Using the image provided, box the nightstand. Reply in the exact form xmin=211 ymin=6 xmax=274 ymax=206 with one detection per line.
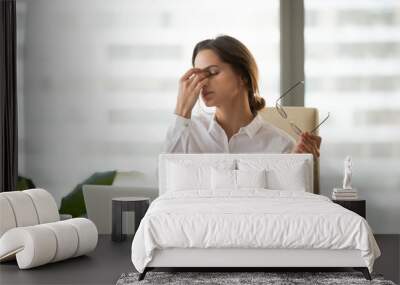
xmin=332 ymin=199 xmax=366 ymax=218
xmin=111 ymin=197 xmax=150 ymax=242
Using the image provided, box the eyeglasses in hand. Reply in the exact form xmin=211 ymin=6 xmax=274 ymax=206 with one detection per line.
xmin=275 ymin=80 xmax=330 ymax=136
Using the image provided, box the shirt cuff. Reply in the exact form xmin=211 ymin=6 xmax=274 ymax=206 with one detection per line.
xmin=172 ymin=114 xmax=191 ymax=133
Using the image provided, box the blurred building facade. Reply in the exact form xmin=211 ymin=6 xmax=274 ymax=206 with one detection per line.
xmin=305 ymin=0 xmax=400 ymax=233
xmin=16 ymin=0 xmax=279 ymax=206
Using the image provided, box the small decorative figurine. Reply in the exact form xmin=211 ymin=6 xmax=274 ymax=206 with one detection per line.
xmin=342 ymin=156 xmax=353 ymax=190
xmin=332 ymin=156 xmax=358 ymax=200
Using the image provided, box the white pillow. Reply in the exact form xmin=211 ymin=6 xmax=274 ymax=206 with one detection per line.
xmin=237 ymin=159 xmax=310 ymax=192
xmin=167 ymin=159 xmax=235 ymax=191
xmin=236 ymin=169 xmax=267 ymax=189
xmin=211 ymin=168 xmax=236 ymax=190
xmin=266 ymin=162 xmax=308 ymax=191
xmin=167 ymin=162 xmax=210 ymax=191
xmin=211 ymin=168 xmax=267 ymax=190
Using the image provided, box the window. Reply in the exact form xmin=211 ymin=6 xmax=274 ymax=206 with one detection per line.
xmin=305 ymin=0 xmax=400 ymax=233
xmin=16 ymin=0 xmax=280 ymax=204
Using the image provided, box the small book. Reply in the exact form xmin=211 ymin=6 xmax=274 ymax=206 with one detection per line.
xmin=332 ymin=193 xmax=359 ymax=199
xmin=333 ymin=188 xmax=358 ymax=193
xmin=332 ymin=195 xmax=359 ymax=200
xmin=333 ymin=192 xmax=358 ymax=196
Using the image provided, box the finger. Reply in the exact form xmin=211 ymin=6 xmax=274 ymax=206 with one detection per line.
xmin=180 ymin=68 xmax=204 ymax=81
xmin=189 ymin=73 xmax=209 ymax=90
xmin=190 ymin=69 xmax=211 ymax=80
xmin=315 ymin=136 xmax=322 ymax=148
xmin=299 ymin=143 xmax=313 ymax=154
xmin=297 ymin=133 xmax=308 ymax=145
xmin=294 ymin=142 xmax=307 ymax=153
xmin=302 ymin=134 xmax=315 ymax=147
xmin=296 ymin=139 xmax=307 ymax=151
xmin=299 ymin=132 xmax=309 ymax=142
xmin=297 ymin=142 xmax=317 ymax=157
xmin=305 ymin=131 xmax=321 ymax=144
xmin=305 ymin=141 xmax=319 ymax=157
xmin=193 ymin=77 xmax=209 ymax=93
xmin=302 ymin=133 xmax=318 ymax=149
xmin=294 ymin=143 xmax=317 ymax=157
xmin=297 ymin=144 xmax=307 ymax=153
xmin=305 ymin=132 xmax=322 ymax=148
xmin=304 ymin=134 xmax=321 ymax=156
xmin=308 ymin=142 xmax=320 ymax=158
xmin=186 ymin=70 xmax=211 ymax=87
xmin=304 ymin=138 xmax=320 ymax=157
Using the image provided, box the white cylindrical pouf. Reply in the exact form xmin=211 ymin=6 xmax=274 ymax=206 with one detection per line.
xmin=0 ymin=226 xmax=57 ymax=269
xmin=64 ymin=218 xmax=98 ymax=257
xmin=42 ymin=221 xmax=79 ymax=262
xmin=24 ymin=189 xmax=60 ymax=224
xmin=1 ymin=192 xmax=39 ymax=227
xmin=0 ymin=196 xmax=17 ymax=237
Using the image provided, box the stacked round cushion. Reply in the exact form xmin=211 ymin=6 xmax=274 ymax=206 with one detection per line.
xmin=0 ymin=188 xmax=98 ymax=269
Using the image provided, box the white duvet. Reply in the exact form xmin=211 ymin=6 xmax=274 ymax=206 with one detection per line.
xmin=131 ymin=189 xmax=380 ymax=273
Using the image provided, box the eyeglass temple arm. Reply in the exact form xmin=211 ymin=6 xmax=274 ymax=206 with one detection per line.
xmin=310 ymin=112 xmax=330 ymax=134
xmin=277 ymin=80 xmax=304 ymax=101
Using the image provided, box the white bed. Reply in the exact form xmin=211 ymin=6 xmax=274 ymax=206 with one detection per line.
xmin=131 ymin=154 xmax=380 ymax=281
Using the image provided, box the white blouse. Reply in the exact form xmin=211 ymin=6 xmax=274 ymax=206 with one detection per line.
xmin=162 ymin=111 xmax=296 ymax=154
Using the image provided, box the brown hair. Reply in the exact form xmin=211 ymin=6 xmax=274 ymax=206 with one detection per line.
xmin=191 ymin=35 xmax=265 ymax=115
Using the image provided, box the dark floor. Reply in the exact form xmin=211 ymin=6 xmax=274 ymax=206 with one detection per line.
xmin=0 ymin=235 xmax=133 ymax=285
xmin=0 ymin=235 xmax=398 ymax=285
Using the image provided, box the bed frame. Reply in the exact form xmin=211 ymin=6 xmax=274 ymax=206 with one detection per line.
xmin=139 ymin=248 xmax=371 ymax=280
xmin=137 ymin=154 xmax=372 ymax=281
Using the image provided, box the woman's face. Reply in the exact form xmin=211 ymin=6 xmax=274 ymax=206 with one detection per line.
xmin=194 ymin=49 xmax=245 ymax=107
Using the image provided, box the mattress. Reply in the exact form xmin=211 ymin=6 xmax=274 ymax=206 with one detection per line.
xmin=131 ymin=189 xmax=380 ymax=273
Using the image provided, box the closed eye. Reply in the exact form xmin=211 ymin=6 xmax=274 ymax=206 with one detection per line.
xmin=208 ymin=69 xmax=219 ymax=76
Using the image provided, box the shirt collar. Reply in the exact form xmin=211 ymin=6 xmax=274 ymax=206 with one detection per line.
xmin=207 ymin=112 xmax=263 ymax=139
xmin=207 ymin=112 xmax=218 ymax=134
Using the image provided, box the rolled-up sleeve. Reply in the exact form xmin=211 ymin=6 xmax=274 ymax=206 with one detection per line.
xmin=161 ymin=114 xmax=191 ymax=153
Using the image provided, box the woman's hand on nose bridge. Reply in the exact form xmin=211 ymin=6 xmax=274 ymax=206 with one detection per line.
xmin=175 ymin=68 xmax=210 ymax=119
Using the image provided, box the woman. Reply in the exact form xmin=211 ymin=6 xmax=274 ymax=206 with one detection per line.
xmin=163 ymin=35 xmax=321 ymax=157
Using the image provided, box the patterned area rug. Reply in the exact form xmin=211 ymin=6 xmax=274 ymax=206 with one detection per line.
xmin=116 ymin=271 xmax=396 ymax=285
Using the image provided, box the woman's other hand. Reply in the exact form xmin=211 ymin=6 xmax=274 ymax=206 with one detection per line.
xmin=293 ymin=132 xmax=322 ymax=158
xmin=175 ymin=68 xmax=210 ymax=118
